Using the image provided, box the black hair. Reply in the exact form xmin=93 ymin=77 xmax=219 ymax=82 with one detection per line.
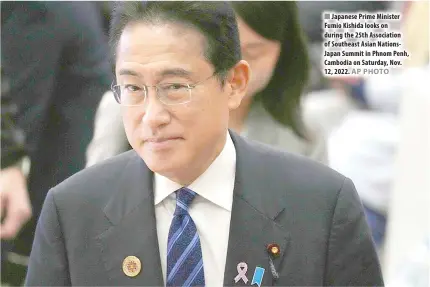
xmin=232 ymin=1 xmax=310 ymax=139
xmin=109 ymin=1 xmax=241 ymax=82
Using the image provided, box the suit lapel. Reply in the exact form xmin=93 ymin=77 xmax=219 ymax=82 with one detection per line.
xmin=224 ymin=132 xmax=290 ymax=286
xmin=95 ymin=153 xmax=163 ymax=286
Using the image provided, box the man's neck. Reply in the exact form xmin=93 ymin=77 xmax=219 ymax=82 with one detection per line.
xmin=228 ymin=96 xmax=253 ymax=133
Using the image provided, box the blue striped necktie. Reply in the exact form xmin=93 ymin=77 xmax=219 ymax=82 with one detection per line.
xmin=166 ymin=187 xmax=205 ymax=287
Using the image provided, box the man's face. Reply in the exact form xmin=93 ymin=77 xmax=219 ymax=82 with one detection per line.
xmin=115 ymin=22 xmax=246 ymax=183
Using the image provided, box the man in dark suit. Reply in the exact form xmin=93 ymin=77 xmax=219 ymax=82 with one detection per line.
xmin=25 ymin=2 xmax=384 ymax=286
xmin=1 ymin=1 xmax=111 ymax=260
xmin=1 ymin=69 xmax=32 ymax=282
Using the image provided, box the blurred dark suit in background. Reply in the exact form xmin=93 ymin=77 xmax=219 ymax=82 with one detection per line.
xmin=1 ymin=2 xmax=111 ymax=284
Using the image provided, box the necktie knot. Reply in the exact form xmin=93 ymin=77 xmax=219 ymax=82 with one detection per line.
xmin=174 ymin=187 xmax=197 ymax=216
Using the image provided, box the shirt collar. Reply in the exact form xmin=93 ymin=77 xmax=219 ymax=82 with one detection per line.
xmin=154 ymin=131 xmax=236 ymax=211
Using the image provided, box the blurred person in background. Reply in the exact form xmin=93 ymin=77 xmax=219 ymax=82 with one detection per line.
xmin=1 ymin=68 xmax=32 ymax=239
xmin=1 ymin=68 xmax=32 ymax=273
xmin=297 ymin=1 xmax=389 ymax=41
xmin=1 ymin=2 xmax=111 ymax=285
xmin=383 ymin=1 xmax=429 ymax=286
xmin=299 ymin=1 xmax=391 ymax=139
xmin=86 ymin=1 xmax=328 ymax=167
xmin=327 ymin=1 xmax=425 ymax=253
xmin=380 ymin=64 xmax=430 ymax=287
xmin=96 ymin=1 xmax=115 ymax=36
xmin=328 ymin=74 xmax=401 ymax=250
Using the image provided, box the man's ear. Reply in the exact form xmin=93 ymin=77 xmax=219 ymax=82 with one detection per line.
xmin=225 ymin=60 xmax=251 ymax=110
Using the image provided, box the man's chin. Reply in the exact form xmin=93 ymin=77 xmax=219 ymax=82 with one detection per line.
xmin=143 ymin=155 xmax=180 ymax=176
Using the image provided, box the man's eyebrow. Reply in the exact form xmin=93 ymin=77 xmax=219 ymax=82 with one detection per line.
xmin=118 ymin=69 xmax=142 ymax=77
xmin=159 ymin=68 xmax=193 ymax=79
xmin=118 ymin=67 xmax=194 ymax=80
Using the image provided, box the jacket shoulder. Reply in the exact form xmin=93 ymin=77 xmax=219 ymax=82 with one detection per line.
xmin=50 ymin=150 xmax=137 ymax=205
xmin=243 ymin=136 xmax=347 ymax=195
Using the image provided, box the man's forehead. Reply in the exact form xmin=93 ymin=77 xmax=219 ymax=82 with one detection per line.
xmin=119 ymin=21 xmax=206 ymax=51
xmin=116 ymin=22 xmax=209 ymax=76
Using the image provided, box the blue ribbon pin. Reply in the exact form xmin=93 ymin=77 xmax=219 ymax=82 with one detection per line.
xmin=251 ymin=266 xmax=265 ymax=287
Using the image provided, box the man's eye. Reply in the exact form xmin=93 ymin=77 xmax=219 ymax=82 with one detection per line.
xmin=162 ymin=83 xmax=188 ymax=90
xmin=124 ymin=85 xmax=141 ymax=92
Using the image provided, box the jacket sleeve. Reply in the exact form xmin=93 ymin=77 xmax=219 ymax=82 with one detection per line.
xmin=25 ymin=190 xmax=71 ymax=286
xmin=324 ymin=177 xmax=384 ymax=286
xmin=1 ymin=75 xmax=28 ymax=169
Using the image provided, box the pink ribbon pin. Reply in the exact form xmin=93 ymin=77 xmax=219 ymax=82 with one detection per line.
xmin=234 ymin=262 xmax=249 ymax=284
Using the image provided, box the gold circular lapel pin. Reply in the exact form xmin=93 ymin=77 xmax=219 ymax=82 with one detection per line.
xmin=267 ymin=243 xmax=281 ymax=280
xmin=267 ymin=243 xmax=281 ymax=258
xmin=123 ymin=256 xmax=142 ymax=277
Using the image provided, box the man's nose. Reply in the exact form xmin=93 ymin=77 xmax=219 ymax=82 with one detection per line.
xmin=141 ymin=89 xmax=170 ymax=129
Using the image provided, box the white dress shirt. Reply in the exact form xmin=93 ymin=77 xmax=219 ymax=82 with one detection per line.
xmin=154 ymin=132 xmax=236 ymax=287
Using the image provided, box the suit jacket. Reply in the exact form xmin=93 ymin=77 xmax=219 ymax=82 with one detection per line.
xmin=0 ymin=71 xmax=27 ymax=169
xmin=1 ymin=2 xmax=112 ymax=255
xmin=26 ymin=131 xmax=383 ymax=286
